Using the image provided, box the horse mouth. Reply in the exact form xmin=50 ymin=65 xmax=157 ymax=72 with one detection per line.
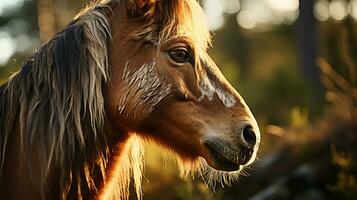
xmin=204 ymin=142 xmax=242 ymax=172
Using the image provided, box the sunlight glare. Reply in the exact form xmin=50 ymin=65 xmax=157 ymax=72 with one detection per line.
xmin=314 ymin=0 xmax=330 ymax=21
xmin=0 ymin=32 xmax=16 ymax=65
xmin=329 ymin=0 xmax=348 ymax=21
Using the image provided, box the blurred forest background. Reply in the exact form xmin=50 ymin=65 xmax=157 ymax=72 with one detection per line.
xmin=0 ymin=0 xmax=356 ymax=199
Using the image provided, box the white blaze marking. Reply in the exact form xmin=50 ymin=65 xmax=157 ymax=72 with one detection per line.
xmin=198 ymin=73 xmax=236 ymax=108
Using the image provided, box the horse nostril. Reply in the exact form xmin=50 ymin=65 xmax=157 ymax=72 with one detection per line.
xmin=242 ymin=125 xmax=256 ymax=147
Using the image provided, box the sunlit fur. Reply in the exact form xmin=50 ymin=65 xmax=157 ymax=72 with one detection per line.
xmin=99 ymin=135 xmax=144 ymax=200
xmin=0 ymin=0 xmax=251 ymax=199
xmin=178 ymin=155 xmax=249 ymax=189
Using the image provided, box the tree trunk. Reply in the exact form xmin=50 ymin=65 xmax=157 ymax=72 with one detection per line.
xmin=296 ymin=0 xmax=322 ymax=93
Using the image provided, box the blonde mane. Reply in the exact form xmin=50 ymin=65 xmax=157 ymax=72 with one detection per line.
xmin=0 ymin=0 xmax=213 ymax=199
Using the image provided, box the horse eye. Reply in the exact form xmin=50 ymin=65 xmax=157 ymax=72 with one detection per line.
xmin=168 ymin=47 xmax=192 ymax=64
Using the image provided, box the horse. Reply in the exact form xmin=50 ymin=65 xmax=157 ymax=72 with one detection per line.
xmin=0 ymin=0 xmax=261 ymax=199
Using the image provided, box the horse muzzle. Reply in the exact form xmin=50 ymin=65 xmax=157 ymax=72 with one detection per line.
xmin=202 ymin=124 xmax=260 ymax=172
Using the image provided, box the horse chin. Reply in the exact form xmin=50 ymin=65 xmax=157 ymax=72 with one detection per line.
xmin=202 ymin=139 xmax=256 ymax=173
xmin=203 ymin=143 xmax=242 ymax=172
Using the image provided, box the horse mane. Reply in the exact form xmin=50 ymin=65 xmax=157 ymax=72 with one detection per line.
xmin=0 ymin=0 xmax=211 ymax=199
xmin=0 ymin=4 xmax=112 ymax=198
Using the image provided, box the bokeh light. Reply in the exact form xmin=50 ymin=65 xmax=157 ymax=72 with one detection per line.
xmin=0 ymin=0 xmax=23 ymax=15
xmin=232 ymin=0 xmax=300 ymax=30
xmin=236 ymin=10 xmax=256 ymax=30
xmin=283 ymin=10 xmax=299 ymax=24
xmin=203 ymin=0 xmax=356 ymax=30
xmin=223 ymin=0 xmax=241 ymax=14
xmin=329 ymin=0 xmax=348 ymax=21
xmin=314 ymin=0 xmax=330 ymax=21
xmin=203 ymin=0 xmax=224 ymax=31
xmin=265 ymin=0 xmax=299 ymax=12
xmin=351 ymin=0 xmax=357 ymax=20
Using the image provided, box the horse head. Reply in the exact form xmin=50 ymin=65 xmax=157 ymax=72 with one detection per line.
xmin=105 ymin=0 xmax=260 ymax=180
